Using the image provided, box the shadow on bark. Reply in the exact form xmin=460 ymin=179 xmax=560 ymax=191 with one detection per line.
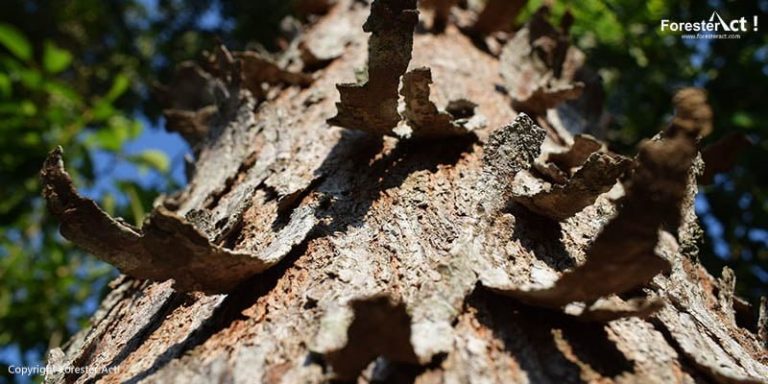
xmin=469 ymin=289 xmax=634 ymax=382
xmin=508 ymin=204 xmax=577 ymax=272
xmin=117 ymin=237 xmax=316 ymax=384
xmin=79 ymin=291 xmax=192 ymax=384
xmin=312 ymin=129 xmax=477 ymax=235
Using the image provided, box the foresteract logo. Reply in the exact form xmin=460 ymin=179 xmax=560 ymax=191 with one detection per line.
xmin=660 ymin=12 xmax=759 ymax=39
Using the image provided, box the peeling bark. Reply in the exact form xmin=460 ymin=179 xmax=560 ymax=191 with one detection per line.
xmin=472 ymin=0 xmax=526 ymax=35
xmin=700 ymin=132 xmax=752 ymax=184
xmin=421 ymin=0 xmax=457 ymax=32
xmin=399 ymin=67 xmax=475 ymax=138
xmin=327 ymin=0 xmax=418 ymax=135
xmin=41 ymin=147 xmax=310 ymax=293
xmin=499 ymin=7 xmax=586 ymax=117
xmin=514 ymin=151 xmax=631 ymax=220
xmin=43 ymin=1 xmax=768 ymax=383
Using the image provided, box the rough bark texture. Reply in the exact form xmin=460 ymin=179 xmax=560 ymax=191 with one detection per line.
xmin=42 ymin=1 xmax=767 ymax=383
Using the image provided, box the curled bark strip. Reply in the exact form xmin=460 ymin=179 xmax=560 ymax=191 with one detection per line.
xmin=159 ymin=48 xmax=311 ymax=145
xmin=313 ymin=295 xmax=418 ymax=380
xmin=156 ymin=62 xmax=227 ymax=144
xmin=700 ymin=132 xmax=752 ymax=184
xmin=670 ymin=87 xmax=713 ymax=138
xmin=42 ymin=148 xmax=148 ymax=274
xmin=40 ymin=147 xmax=301 ymax=293
xmin=236 ymin=51 xmax=313 ymax=99
xmin=400 ymin=67 xmax=473 ymax=138
xmin=564 ymin=296 xmax=666 ymax=322
xmin=513 ymin=152 xmax=631 ymax=220
xmin=294 ymin=0 xmax=335 ymax=16
xmin=299 ymin=0 xmax=361 ymax=67
xmin=493 ymin=127 xmax=703 ymax=307
xmin=40 ymin=4 xmax=768 ymax=382
xmin=163 ymin=106 xmax=218 ymax=145
xmin=155 ymin=62 xmax=224 ymax=111
xmin=500 ymin=7 xmax=584 ymax=116
xmin=327 ymin=0 xmax=418 ymax=135
xmin=472 ymin=0 xmax=526 ymax=35
xmin=718 ymin=267 xmax=737 ymax=326
xmin=548 ymin=134 xmax=604 ymax=173
xmin=420 ymin=0 xmax=457 ymax=32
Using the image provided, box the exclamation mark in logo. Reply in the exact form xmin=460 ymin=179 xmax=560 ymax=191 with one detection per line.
xmin=755 ymin=16 xmax=759 ymax=31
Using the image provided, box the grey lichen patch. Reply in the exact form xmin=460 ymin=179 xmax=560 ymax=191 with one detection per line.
xmin=499 ymin=7 xmax=584 ymax=116
xmin=475 ymin=113 xmax=546 ymax=216
xmin=41 ymin=147 xmax=297 ymax=293
xmin=399 ymin=67 xmax=474 ymax=138
xmin=482 ymin=113 xmax=546 ymax=189
xmin=327 ymin=0 xmax=418 ymax=135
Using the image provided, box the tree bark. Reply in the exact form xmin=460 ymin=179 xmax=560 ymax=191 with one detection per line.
xmin=42 ymin=1 xmax=767 ymax=383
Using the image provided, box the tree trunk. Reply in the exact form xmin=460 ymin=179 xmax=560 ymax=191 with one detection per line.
xmin=41 ymin=1 xmax=768 ymax=383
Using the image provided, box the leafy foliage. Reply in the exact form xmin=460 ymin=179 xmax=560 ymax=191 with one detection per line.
xmin=0 ymin=21 xmax=171 ymax=381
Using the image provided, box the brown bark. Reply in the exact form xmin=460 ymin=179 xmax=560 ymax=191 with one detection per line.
xmin=42 ymin=1 xmax=767 ymax=383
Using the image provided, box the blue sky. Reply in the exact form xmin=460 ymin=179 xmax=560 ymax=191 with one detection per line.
xmin=82 ymin=115 xmax=189 ymax=201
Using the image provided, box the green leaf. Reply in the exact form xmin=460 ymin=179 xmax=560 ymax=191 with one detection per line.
xmin=0 ymin=73 xmax=10 ymax=98
xmin=0 ymin=23 xmax=32 ymax=61
xmin=128 ymin=149 xmax=169 ymax=173
xmin=86 ymin=115 xmax=142 ymax=151
xmin=88 ymin=127 xmax=123 ymax=151
xmin=42 ymin=41 xmax=72 ymax=74
xmin=44 ymin=81 xmax=82 ymax=105
xmin=104 ymin=74 xmax=130 ymax=102
xmin=19 ymin=100 xmax=37 ymax=116
xmin=18 ymin=68 xmax=42 ymax=89
xmin=732 ymin=112 xmax=755 ymax=128
xmin=90 ymin=99 xmax=115 ymax=122
xmin=0 ymin=289 xmax=10 ymax=317
xmin=101 ymin=193 xmax=116 ymax=216
xmin=124 ymin=183 xmax=145 ymax=226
